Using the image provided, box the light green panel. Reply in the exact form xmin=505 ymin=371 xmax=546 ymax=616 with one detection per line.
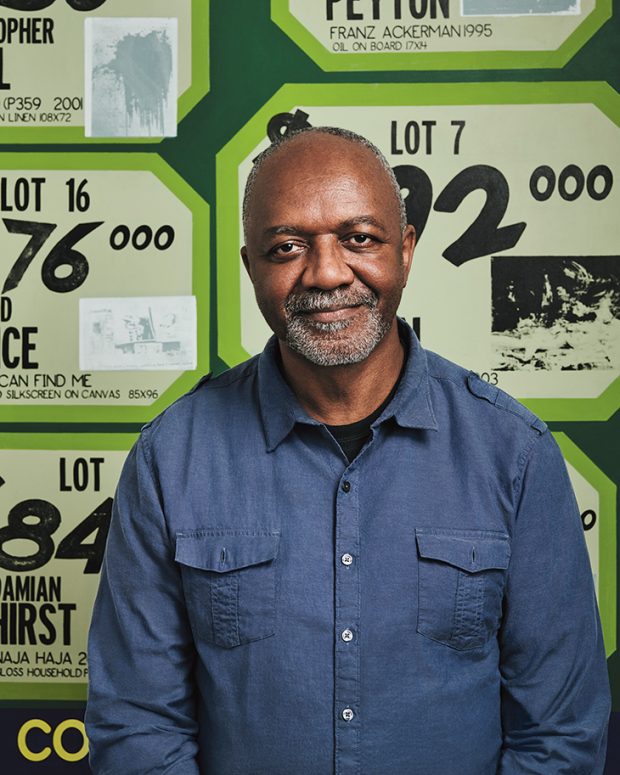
xmin=0 ymin=152 xmax=209 ymax=423
xmin=272 ymin=0 xmax=611 ymax=71
xmin=0 ymin=432 xmax=137 ymax=701
xmin=0 ymin=0 xmax=209 ymax=143
xmin=217 ymin=81 xmax=619 ymax=421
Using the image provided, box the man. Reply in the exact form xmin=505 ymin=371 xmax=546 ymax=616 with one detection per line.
xmin=86 ymin=127 xmax=611 ymax=774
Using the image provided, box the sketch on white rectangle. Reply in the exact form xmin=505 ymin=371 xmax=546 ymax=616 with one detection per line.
xmin=80 ymin=297 xmax=196 ymax=371
xmin=84 ymin=17 xmax=178 ymax=138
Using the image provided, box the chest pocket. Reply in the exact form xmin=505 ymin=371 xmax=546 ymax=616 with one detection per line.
xmin=175 ymin=531 xmax=280 ymax=649
xmin=415 ymin=528 xmax=510 ymax=651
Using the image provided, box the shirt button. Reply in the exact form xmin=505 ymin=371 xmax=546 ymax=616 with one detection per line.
xmin=342 ymin=708 xmax=355 ymax=722
xmin=341 ymin=629 xmax=354 ymax=642
xmin=342 ymin=480 xmax=351 ymax=493
xmin=341 ymin=553 xmax=353 ymax=566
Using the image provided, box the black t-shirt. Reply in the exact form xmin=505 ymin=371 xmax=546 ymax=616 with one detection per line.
xmin=325 ymin=371 xmax=402 ymax=463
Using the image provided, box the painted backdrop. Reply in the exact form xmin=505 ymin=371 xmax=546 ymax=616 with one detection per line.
xmin=0 ymin=1 xmax=617 ymax=771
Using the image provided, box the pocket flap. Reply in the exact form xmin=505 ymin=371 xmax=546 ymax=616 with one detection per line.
xmin=175 ymin=532 xmax=280 ymax=573
xmin=415 ymin=529 xmax=510 ymax=572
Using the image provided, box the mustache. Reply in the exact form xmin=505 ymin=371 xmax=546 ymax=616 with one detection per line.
xmin=284 ymin=287 xmax=378 ymax=315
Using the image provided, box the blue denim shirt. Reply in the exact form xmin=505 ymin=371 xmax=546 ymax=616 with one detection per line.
xmin=86 ymin=321 xmax=610 ymax=775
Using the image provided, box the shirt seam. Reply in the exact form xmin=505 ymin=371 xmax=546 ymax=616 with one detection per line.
xmin=200 ymin=366 xmax=256 ymax=391
xmin=160 ymin=757 xmax=200 ymax=775
xmin=143 ymin=364 xmax=257 ymax=435
xmin=137 ymin=428 xmax=172 ymax=552
xmin=427 ymin=372 xmax=461 ymax=386
xmin=512 ymin=429 xmax=544 ymax=509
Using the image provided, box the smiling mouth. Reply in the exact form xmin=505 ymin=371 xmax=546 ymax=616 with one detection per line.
xmin=285 ymin=287 xmax=378 ymax=325
xmin=301 ymin=304 xmax=363 ymax=323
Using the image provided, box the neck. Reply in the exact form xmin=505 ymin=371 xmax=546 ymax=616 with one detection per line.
xmin=278 ymin=320 xmax=405 ymax=425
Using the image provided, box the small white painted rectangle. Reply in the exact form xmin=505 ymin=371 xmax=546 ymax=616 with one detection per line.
xmin=79 ymin=297 xmax=196 ymax=371
xmin=462 ymin=0 xmax=579 ymax=15
xmin=84 ymin=17 xmax=178 ymax=138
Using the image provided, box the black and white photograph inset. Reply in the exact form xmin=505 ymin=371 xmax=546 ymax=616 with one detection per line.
xmin=491 ymin=256 xmax=619 ymax=371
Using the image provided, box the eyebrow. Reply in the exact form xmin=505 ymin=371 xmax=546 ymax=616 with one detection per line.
xmin=261 ymin=216 xmax=388 ymax=239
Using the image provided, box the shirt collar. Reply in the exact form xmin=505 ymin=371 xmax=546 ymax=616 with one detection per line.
xmin=257 ymin=318 xmax=438 ymax=452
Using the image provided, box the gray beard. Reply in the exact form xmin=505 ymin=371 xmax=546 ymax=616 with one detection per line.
xmin=283 ymin=287 xmax=391 ymax=366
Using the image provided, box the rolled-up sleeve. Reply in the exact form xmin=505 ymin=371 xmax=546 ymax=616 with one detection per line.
xmin=498 ymin=428 xmax=611 ymax=773
xmin=85 ymin=433 xmax=200 ymax=775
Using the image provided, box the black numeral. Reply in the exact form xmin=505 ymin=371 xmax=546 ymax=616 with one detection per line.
xmin=433 ymin=165 xmax=526 ymax=266
xmin=0 ymin=498 xmax=112 ymax=573
xmin=41 ymin=221 xmax=103 ymax=293
xmin=2 ymin=218 xmax=103 ymax=294
xmin=56 ymin=497 xmax=112 ymax=574
xmin=393 ymin=165 xmax=433 ymax=241
xmin=0 ymin=499 xmax=61 ymax=572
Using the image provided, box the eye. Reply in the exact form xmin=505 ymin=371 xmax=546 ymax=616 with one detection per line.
xmin=344 ymin=233 xmax=376 ymax=248
xmin=269 ymin=240 xmax=305 ymax=259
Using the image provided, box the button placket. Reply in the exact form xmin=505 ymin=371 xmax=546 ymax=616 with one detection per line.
xmin=335 ymin=471 xmax=361 ymax=774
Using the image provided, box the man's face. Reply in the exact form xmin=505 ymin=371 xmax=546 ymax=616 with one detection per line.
xmin=241 ymin=133 xmax=415 ymax=366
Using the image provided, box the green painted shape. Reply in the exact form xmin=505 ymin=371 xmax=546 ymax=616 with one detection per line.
xmin=178 ymin=0 xmax=211 ymax=120
xmin=0 ymin=152 xmax=210 ymax=424
xmin=2 ymin=683 xmax=87 ymax=701
xmin=553 ymin=432 xmax=617 ymax=658
xmin=0 ymin=1 xmax=210 ymax=144
xmin=523 ymin=376 xmax=620 ymax=422
xmin=0 ymin=432 xmax=138 ymax=450
xmin=216 ymin=81 xmax=620 ymax=421
xmin=0 ymin=431 xmax=136 ymax=702
xmin=271 ymin=0 xmax=611 ymax=71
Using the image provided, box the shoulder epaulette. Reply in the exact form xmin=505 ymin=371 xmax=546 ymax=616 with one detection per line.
xmin=187 ymin=372 xmax=213 ymax=395
xmin=140 ymin=372 xmax=213 ymax=432
xmin=466 ymin=372 xmax=547 ymax=434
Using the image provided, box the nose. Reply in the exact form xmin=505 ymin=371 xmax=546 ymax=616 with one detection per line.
xmin=300 ymin=236 xmax=355 ymax=290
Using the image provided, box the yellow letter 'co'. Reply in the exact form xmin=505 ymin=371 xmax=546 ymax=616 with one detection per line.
xmin=17 ymin=718 xmax=89 ymax=762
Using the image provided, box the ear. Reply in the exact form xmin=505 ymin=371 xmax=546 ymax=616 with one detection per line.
xmin=401 ymin=225 xmax=416 ymax=286
xmin=241 ymin=246 xmax=253 ymax=282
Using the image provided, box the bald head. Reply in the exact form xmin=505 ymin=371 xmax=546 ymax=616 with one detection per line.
xmin=242 ymin=126 xmax=407 ymax=241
